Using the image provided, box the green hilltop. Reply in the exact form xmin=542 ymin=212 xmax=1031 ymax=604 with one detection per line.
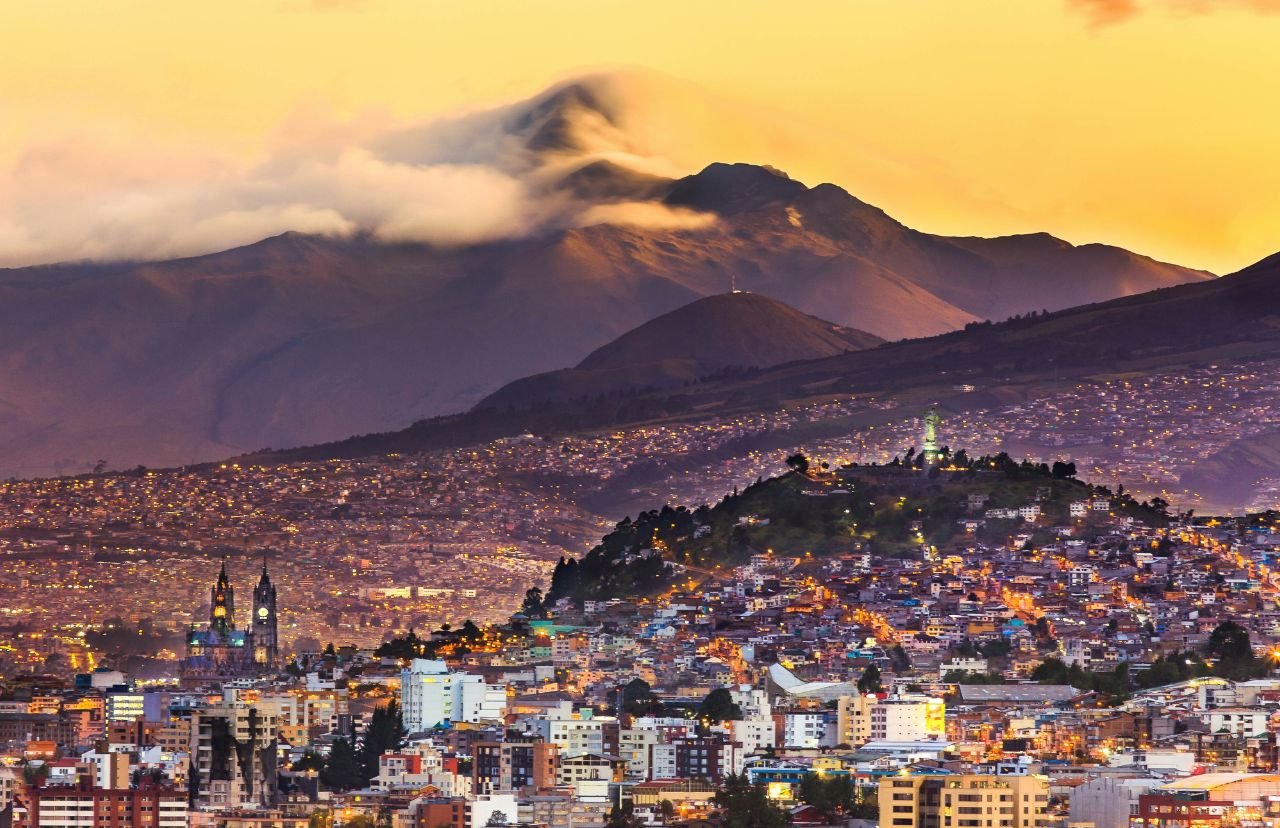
xmin=545 ymin=451 xmax=1172 ymax=606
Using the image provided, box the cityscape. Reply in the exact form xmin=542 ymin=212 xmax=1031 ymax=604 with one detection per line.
xmin=4 ymin=3 xmax=1280 ymax=828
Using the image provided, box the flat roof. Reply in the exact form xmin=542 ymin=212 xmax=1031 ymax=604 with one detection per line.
xmin=957 ymin=685 xmax=1078 ymax=702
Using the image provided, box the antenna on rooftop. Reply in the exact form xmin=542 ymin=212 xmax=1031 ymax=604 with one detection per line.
xmin=730 ymin=273 xmax=740 ymax=294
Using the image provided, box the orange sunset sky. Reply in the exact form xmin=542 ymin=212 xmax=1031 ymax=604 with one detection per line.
xmin=2 ymin=0 xmax=1277 ymax=274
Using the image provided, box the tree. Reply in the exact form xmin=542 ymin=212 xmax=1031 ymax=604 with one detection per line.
xmin=697 ymin=687 xmax=743 ymax=725
xmin=1136 ymin=650 xmax=1212 ymax=688
xmin=321 ymin=738 xmax=362 ymax=791
xmin=942 ymin=670 xmax=1004 ymax=685
xmin=1206 ymin=620 xmax=1265 ymax=679
xmin=785 ymin=453 xmax=810 ymax=475
xmin=1031 ymin=657 xmax=1130 ymax=702
xmin=358 ymin=699 xmax=403 ymax=784
xmin=292 ymin=750 xmax=325 ymax=773
xmin=1208 ymin=620 xmax=1252 ymax=662
xmin=609 ymin=678 xmax=664 ymax=717
xmin=374 ymin=630 xmax=432 ymax=660
xmin=888 ymin=644 xmax=911 ymax=671
xmin=605 ymin=807 xmax=646 ymax=828
xmin=715 ymin=773 xmax=789 ymax=828
xmin=857 ymin=664 xmax=883 ymax=694
xmin=520 ymin=587 xmax=545 ymax=618
xmin=798 ymin=774 xmax=858 ymax=822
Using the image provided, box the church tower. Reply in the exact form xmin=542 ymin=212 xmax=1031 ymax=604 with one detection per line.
xmin=210 ymin=560 xmax=236 ymax=632
xmin=250 ymin=557 xmax=279 ymax=668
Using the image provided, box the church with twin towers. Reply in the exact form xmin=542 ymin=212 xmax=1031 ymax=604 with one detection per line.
xmin=180 ymin=558 xmax=280 ymax=686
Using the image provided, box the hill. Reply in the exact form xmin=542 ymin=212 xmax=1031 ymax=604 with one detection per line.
xmin=478 ymin=292 xmax=883 ymax=410
xmin=543 ymin=457 xmax=1168 ymax=606
xmin=0 ymin=75 xmax=1208 ymax=477
xmin=244 ymin=248 xmax=1277 ymax=469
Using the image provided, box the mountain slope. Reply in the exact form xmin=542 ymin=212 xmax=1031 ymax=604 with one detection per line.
xmin=478 ymin=292 xmax=883 ymax=410
xmin=657 ymin=248 xmax=1280 ymax=411
xmin=578 ymin=292 xmax=883 ymax=370
xmin=0 ymin=78 xmax=1210 ymax=477
xmin=1181 ymin=429 xmax=1280 ymax=509
xmin=246 ymin=249 xmax=1278 ymax=467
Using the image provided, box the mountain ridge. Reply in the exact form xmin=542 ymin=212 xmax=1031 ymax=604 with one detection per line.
xmin=237 ymin=247 xmax=1277 ymax=471
xmin=0 ymin=80 xmax=1212 ymax=477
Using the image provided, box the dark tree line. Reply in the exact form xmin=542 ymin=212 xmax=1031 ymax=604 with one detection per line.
xmin=321 ymin=699 xmax=402 ymax=791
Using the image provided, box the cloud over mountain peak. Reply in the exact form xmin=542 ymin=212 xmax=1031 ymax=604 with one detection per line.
xmin=0 ymin=71 xmax=715 ymax=268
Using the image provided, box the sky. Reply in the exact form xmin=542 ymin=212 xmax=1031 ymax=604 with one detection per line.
xmin=2 ymin=0 xmax=1278 ymax=274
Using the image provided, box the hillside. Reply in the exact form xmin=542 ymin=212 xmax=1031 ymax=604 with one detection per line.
xmin=0 ymin=76 xmax=1208 ymax=477
xmin=543 ymin=456 xmax=1167 ymax=606
xmin=478 ymin=292 xmax=882 ymax=410
xmin=247 ymin=249 xmax=1276 ymax=469
xmin=1181 ymin=429 xmax=1280 ymax=508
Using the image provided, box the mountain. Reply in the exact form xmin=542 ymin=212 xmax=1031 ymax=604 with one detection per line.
xmin=0 ymin=76 xmax=1210 ymax=477
xmin=637 ymin=248 xmax=1280 ymax=417
xmin=478 ymin=292 xmax=883 ymax=410
xmin=247 ymin=249 xmax=1279 ymax=468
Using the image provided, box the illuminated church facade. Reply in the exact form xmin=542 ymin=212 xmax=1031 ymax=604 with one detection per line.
xmin=181 ymin=560 xmax=280 ymax=685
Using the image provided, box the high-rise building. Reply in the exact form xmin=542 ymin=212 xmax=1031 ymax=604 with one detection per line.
xmin=672 ymin=735 xmax=738 ymax=781
xmin=838 ymin=694 xmax=945 ymax=747
xmin=400 ymin=660 xmax=506 ymax=731
xmin=880 ymin=774 xmax=1051 ymax=828
xmin=16 ymin=774 xmax=188 ymax=828
xmin=189 ymin=695 xmax=278 ymax=810
xmin=472 ymin=741 xmax=559 ymax=795
xmin=103 ymin=692 xmax=145 ymax=724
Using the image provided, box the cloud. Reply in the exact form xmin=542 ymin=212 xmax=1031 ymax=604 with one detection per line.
xmin=578 ymin=202 xmax=719 ymax=231
xmin=0 ymin=71 xmax=720 ymax=268
xmin=1069 ymin=0 xmax=1280 ymax=25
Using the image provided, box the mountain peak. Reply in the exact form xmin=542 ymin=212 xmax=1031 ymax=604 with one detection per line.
xmin=475 ymin=291 xmax=883 ymax=412
xmin=576 ymin=290 xmax=882 ymax=371
xmin=664 ymin=162 xmax=809 ymax=215
xmin=514 ymin=79 xmax=626 ymax=155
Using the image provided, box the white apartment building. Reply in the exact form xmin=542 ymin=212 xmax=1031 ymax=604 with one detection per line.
xmin=783 ymin=712 xmax=834 ymax=749
xmin=400 ymin=659 xmax=507 ymax=731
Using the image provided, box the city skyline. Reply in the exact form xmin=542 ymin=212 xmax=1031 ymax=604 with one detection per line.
xmin=7 ymin=6 xmax=1280 ymax=828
